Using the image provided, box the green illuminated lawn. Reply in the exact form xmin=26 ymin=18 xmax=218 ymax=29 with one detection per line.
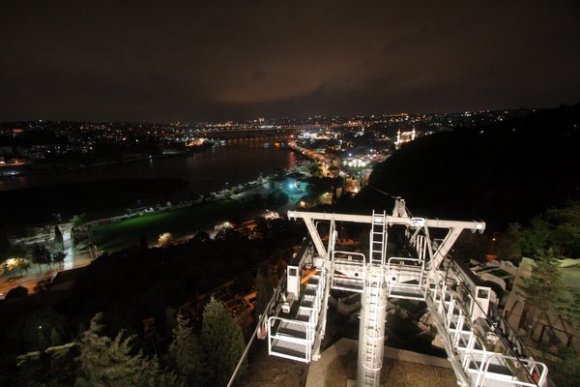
xmin=561 ymin=268 xmax=580 ymax=290
xmin=92 ymin=199 xmax=262 ymax=252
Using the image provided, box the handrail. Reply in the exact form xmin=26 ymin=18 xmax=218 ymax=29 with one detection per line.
xmin=477 ymin=353 xmax=548 ymax=387
xmin=268 ymin=315 xmax=315 ymax=336
xmin=268 ymin=316 xmax=315 ymax=362
xmin=333 ymin=250 xmax=366 ymax=263
xmin=387 ymin=256 xmax=423 ymax=265
xmin=426 ymin=268 xmax=549 ymax=387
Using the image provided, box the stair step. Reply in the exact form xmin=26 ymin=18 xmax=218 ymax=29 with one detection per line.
xmin=301 ymin=299 xmax=314 ymax=308
xmin=467 ymin=361 xmax=513 ymax=376
xmin=276 ymin=325 xmax=307 ymax=339
xmin=304 ymin=287 xmax=316 ymax=296
xmin=271 ymin=339 xmax=309 ymax=361
xmin=449 ymin=322 xmax=472 ymax=332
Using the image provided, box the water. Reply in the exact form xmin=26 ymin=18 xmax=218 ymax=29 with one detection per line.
xmin=0 ymin=144 xmax=301 ymax=193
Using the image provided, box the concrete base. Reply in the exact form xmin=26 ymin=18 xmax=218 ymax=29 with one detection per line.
xmin=306 ymin=338 xmax=451 ymax=387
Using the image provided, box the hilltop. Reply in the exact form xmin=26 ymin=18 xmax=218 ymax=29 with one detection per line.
xmin=365 ymin=104 xmax=580 ymax=231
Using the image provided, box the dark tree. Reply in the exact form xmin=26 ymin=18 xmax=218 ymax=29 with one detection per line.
xmin=191 ymin=231 xmax=210 ymax=244
xmin=519 ymin=249 xmax=564 ymax=334
xmin=76 ymin=313 xmax=182 ymax=387
xmin=0 ymin=232 xmax=8 ymax=260
xmin=11 ymin=348 xmax=79 ymax=387
xmin=139 ymin=232 xmax=148 ymax=250
xmin=71 ymin=213 xmax=88 ymax=244
xmin=6 ymin=243 xmax=27 ymax=260
xmin=168 ymin=311 xmax=202 ymax=386
xmin=545 ymin=201 xmax=580 ymax=257
xmin=34 ymin=278 xmax=52 ymax=293
xmin=18 ymin=306 xmax=68 ymax=352
xmin=52 ymin=251 xmax=66 ymax=268
xmin=53 ymin=225 xmax=64 ymax=254
xmin=496 ymin=223 xmax=523 ymax=262
xmin=520 ymin=217 xmax=551 ymax=256
xmin=31 ymin=244 xmax=51 ymax=268
xmin=551 ymin=347 xmax=580 ymax=387
xmin=452 ymin=231 xmax=488 ymax=263
xmin=201 ymin=298 xmax=246 ymax=387
xmin=255 ymin=267 xmax=275 ymax=319
xmin=4 ymin=285 xmax=29 ymax=300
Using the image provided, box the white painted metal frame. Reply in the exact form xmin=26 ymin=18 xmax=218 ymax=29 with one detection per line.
xmin=264 ymin=207 xmax=549 ymax=387
xmin=268 ymin=269 xmax=325 ymax=362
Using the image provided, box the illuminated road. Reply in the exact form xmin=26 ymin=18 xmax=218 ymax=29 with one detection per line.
xmin=0 ymin=269 xmax=55 ymax=297
xmin=0 ymin=223 xmax=92 ymax=299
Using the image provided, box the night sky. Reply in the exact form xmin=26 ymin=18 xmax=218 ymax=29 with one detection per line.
xmin=1 ymin=0 xmax=579 ymax=122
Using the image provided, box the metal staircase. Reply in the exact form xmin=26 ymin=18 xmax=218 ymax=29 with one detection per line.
xmin=424 ymin=266 xmax=548 ymax=387
xmin=268 ymin=270 xmax=325 ymax=362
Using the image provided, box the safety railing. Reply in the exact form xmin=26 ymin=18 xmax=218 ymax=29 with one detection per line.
xmin=386 ymin=256 xmax=426 ymax=300
xmin=332 ymin=251 xmax=366 ymax=292
xmin=268 ymin=263 xmax=326 ymax=363
xmin=425 ymin=263 xmax=549 ymax=387
xmin=473 ymin=353 xmax=548 ymax=387
xmin=268 ymin=316 xmax=314 ymax=362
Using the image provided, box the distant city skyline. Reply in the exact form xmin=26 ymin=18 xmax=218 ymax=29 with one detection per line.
xmin=1 ymin=0 xmax=579 ymax=122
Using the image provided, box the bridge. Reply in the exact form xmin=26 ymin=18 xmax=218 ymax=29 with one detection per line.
xmin=191 ymin=127 xmax=298 ymax=140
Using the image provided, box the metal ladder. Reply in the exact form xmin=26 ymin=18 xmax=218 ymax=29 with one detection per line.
xmin=370 ymin=211 xmax=387 ymax=265
xmin=358 ymin=266 xmax=387 ymax=387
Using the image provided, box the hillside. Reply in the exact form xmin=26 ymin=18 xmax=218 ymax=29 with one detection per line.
xmin=366 ymin=105 xmax=580 ymax=231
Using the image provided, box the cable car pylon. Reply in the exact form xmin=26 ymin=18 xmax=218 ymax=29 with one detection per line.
xmin=229 ymin=199 xmax=549 ymax=387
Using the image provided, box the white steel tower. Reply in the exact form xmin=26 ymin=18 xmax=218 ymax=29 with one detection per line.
xmin=242 ymin=200 xmax=549 ymax=387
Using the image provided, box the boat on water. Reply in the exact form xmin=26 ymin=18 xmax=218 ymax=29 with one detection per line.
xmin=0 ymin=170 xmax=22 ymax=178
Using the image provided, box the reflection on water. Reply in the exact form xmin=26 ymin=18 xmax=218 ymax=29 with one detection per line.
xmin=0 ymin=146 xmax=299 ymax=194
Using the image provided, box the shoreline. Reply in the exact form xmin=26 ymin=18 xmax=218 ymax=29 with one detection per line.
xmin=0 ymin=145 xmax=213 ymax=181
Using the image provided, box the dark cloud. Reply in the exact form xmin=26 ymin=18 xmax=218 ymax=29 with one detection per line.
xmin=252 ymin=71 xmax=268 ymax=82
xmin=0 ymin=0 xmax=579 ymax=121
